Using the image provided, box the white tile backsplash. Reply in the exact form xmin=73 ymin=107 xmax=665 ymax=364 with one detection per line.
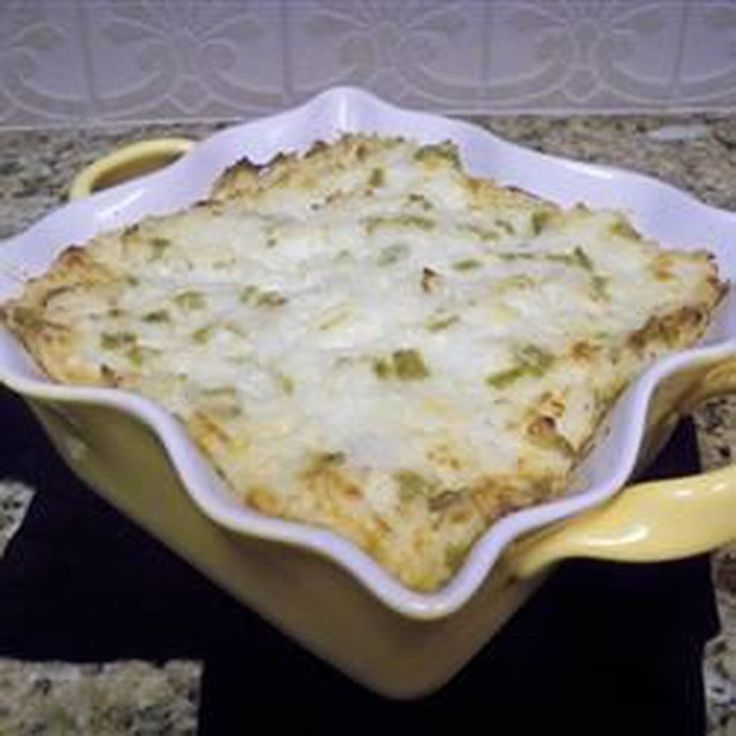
xmin=82 ymin=0 xmax=289 ymax=121
xmin=677 ymin=1 xmax=736 ymax=107
xmin=0 ymin=0 xmax=733 ymax=127
xmin=0 ymin=0 xmax=89 ymax=126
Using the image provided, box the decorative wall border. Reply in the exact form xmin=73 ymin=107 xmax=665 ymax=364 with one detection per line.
xmin=0 ymin=0 xmax=734 ymax=128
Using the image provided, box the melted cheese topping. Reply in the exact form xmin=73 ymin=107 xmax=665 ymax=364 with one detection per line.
xmin=3 ymin=135 xmax=724 ymax=590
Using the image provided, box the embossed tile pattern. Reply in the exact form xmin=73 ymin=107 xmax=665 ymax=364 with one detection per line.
xmin=1 ymin=0 xmax=735 ymax=127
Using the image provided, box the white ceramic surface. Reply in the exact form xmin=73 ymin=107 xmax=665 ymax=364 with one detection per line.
xmin=0 ymin=87 xmax=735 ymax=619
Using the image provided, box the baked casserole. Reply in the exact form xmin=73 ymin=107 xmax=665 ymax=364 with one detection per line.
xmin=1 ymin=135 xmax=725 ymax=591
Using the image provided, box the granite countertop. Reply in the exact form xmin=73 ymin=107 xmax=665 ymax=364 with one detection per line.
xmin=0 ymin=114 xmax=735 ymax=734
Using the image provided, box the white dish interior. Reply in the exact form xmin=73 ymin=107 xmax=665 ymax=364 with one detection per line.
xmin=0 ymin=87 xmax=734 ymax=619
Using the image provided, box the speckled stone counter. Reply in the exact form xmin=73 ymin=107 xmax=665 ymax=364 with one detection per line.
xmin=0 ymin=114 xmax=734 ymax=734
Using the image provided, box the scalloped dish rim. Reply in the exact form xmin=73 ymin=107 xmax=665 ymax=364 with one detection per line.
xmin=0 ymin=87 xmax=734 ymax=619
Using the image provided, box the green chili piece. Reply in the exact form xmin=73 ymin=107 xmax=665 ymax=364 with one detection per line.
xmin=445 ymin=540 xmax=472 ymax=571
xmin=485 ymin=366 xmax=527 ymax=389
xmin=149 ymin=237 xmax=171 ymax=259
xmin=372 ymin=357 xmax=392 ymax=380
xmin=101 ymin=332 xmax=136 ymax=350
xmin=426 ymin=315 xmax=460 ymax=332
xmin=609 ymin=218 xmax=641 ymax=240
xmin=453 ymin=258 xmax=482 ymax=271
xmin=365 ymin=214 xmax=435 ymax=233
xmin=517 ymin=344 xmax=554 ymax=375
xmin=486 ymin=344 xmax=555 ymax=389
xmin=255 ymin=291 xmax=287 ymax=307
xmin=395 ymin=471 xmax=432 ymax=502
xmin=142 ymin=309 xmax=170 ymax=323
xmin=192 ymin=325 xmax=214 ymax=344
xmin=392 ymin=349 xmax=430 ymax=380
xmin=573 ymin=246 xmax=593 ymax=270
xmin=591 ymin=274 xmax=610 ymax=299
xmin=175 ymin=291 xmax=206 ymax=310
xmin=126 ymin=345 xmax=145 ymax=366
xmin=376 ymin=243 xmax=409 ymax=266
xmin=531 ymin=210 xmax=552 ymax=235
xmin=413 ymin=143 xmax=460 ymax=168
xmin=369 ymin=168 xmax=385 ymax=188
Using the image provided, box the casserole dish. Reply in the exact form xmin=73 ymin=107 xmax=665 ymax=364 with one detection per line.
xmin=1 ymin=87 xmax=735 ymax=698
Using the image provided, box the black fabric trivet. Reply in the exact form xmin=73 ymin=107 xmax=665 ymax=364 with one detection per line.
xmin=0 ymin=386 xmax=719 ymax=735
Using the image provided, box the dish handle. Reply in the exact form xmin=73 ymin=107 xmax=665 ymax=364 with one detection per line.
xmin=68 ymin=138 xmax=194 ymax=200
xmin=509 ymin=359 xmax=736 ymax=579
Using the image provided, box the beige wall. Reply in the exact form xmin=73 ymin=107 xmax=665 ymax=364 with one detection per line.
xmin=1 ymin=0 xmax=734 ymax=128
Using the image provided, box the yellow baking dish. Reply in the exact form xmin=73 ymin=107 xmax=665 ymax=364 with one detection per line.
xmin=1 ymin=88 xmax=733 ymax=698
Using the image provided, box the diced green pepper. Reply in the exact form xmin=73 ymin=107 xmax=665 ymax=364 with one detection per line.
xmin=392 ymin=349 xmax=430 ymax=380
xmin=486 ymin=366 xmax=527 ymax=388
xmin=413 ymin=143 xmax=460 ymax=168
xmin=175 ymin=291 xmax=206 ymax=310
xmin=149 ymin=237 xmax=171 ymax=260
xmin=255 ymin=291 xmax=287 ymax=307
xmin=142 ymin=309 xmax=170 ymax=323
xmin=426 ymin=314 xmax=460 ymax=332
xmin=372 ymin=357 xmax=392 ymax=380
xmin=192 ymin=325 xmax=214 ymax=344
xmin=530 ymin=210 xmax=552 ymax=235
xmin=376 ymin=243 xmax=410 ymax=266
xmin=101 ymin=332 xmax=136 ymax=350
xmin=453 ymin=258 xmax=482 ymax=271
xmin=444 ymin=540 xmax=472 ymax=571
xmin=395 ymin=471 xmax=433 ymax=501
xmin=486 ymin=344 xmax=555 ymax=389
xmin=126 ymin=345 xmax=145 ymax=366
xmin=369 ymin=168 xmax=385 ymax=188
